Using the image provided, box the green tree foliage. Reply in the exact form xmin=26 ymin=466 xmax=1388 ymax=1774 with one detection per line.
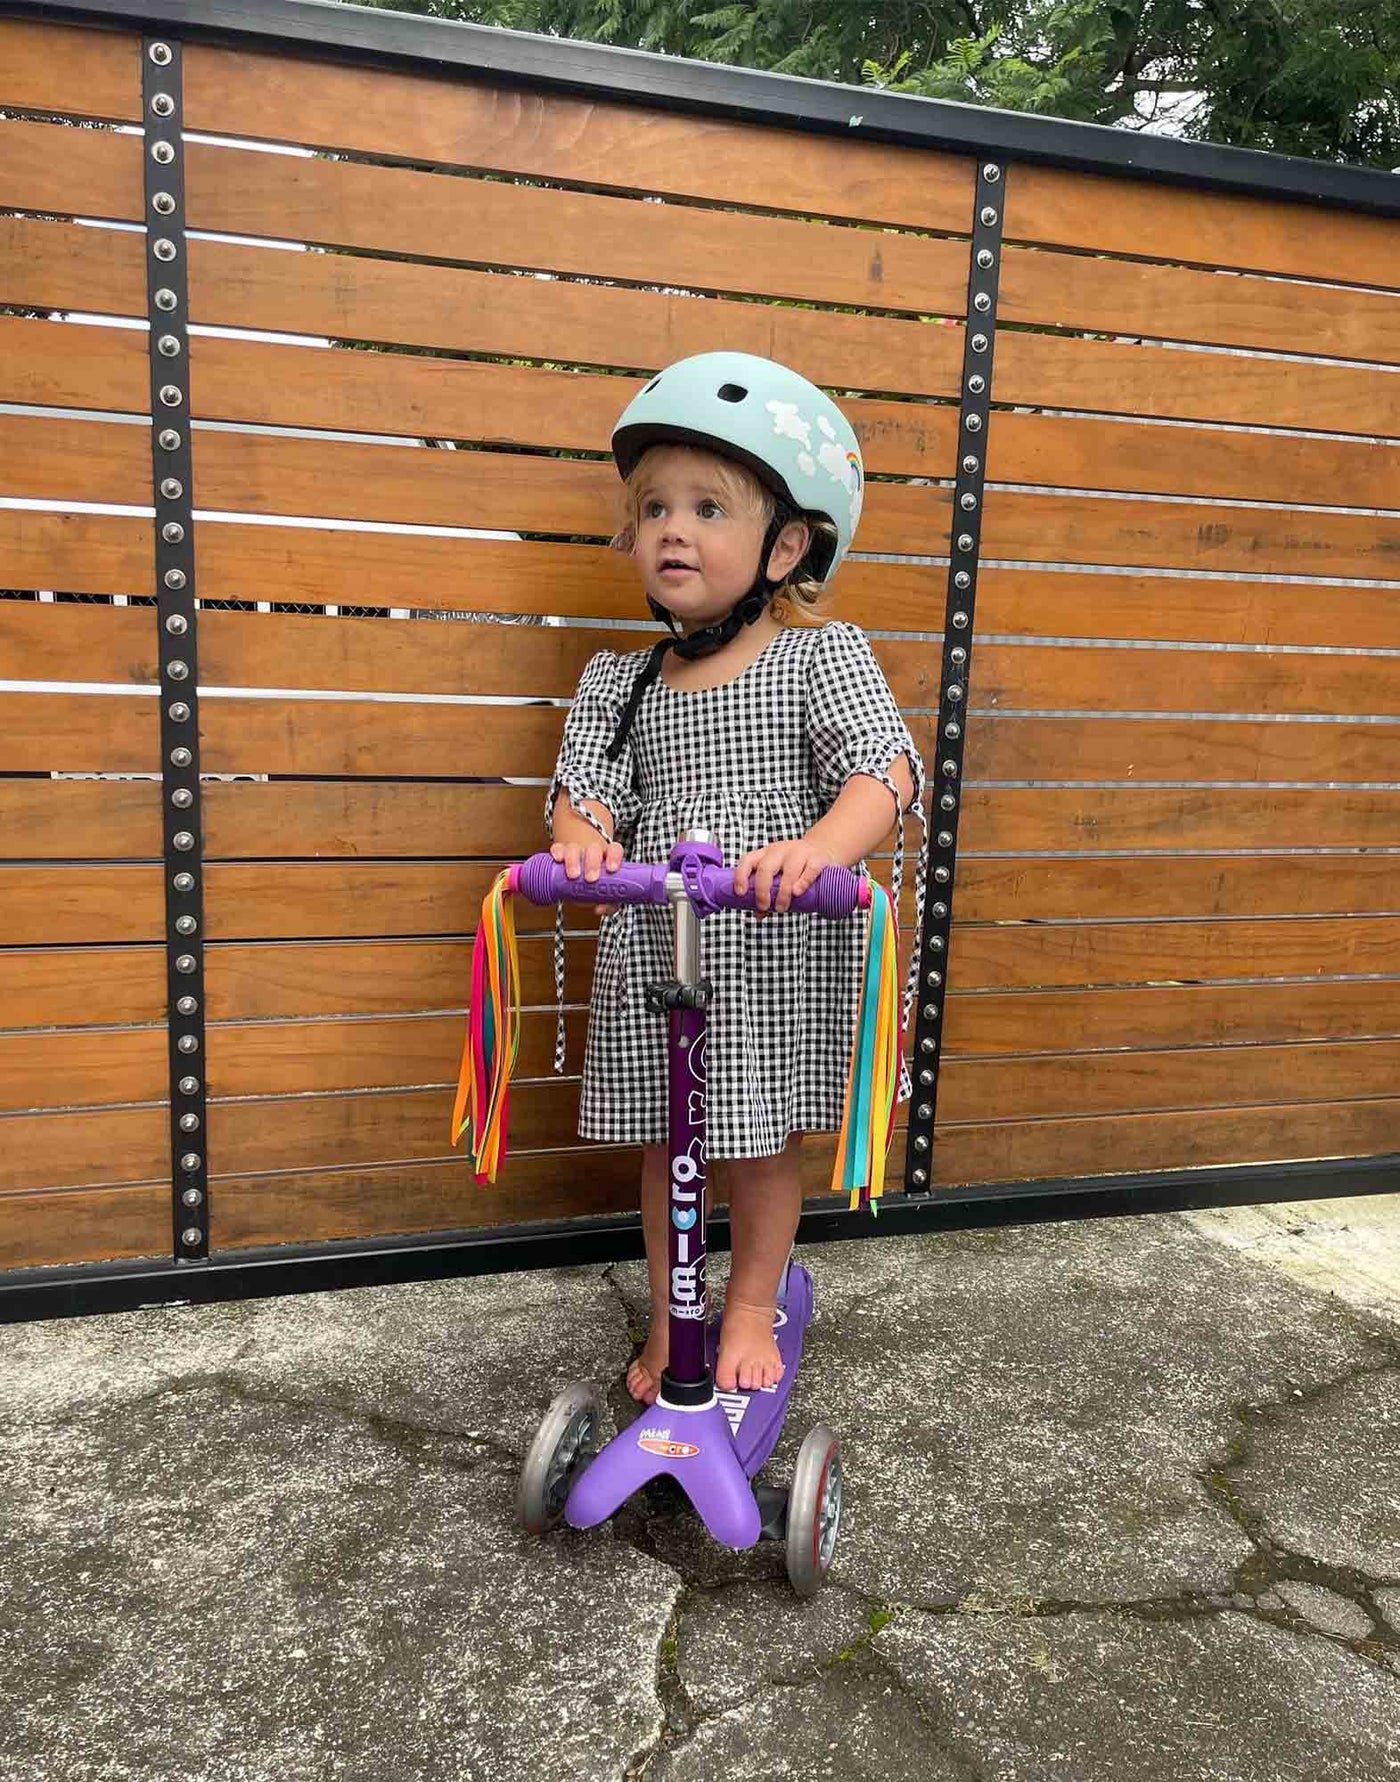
xmin=354 ymin=0 xmax=1400 ymax=166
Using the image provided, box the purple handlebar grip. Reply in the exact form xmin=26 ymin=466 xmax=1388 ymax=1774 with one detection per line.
xmin=512 ymin=853 xmax=867 ymax=919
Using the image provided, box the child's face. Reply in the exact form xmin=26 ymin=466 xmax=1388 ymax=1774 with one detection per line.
xmin=630 ymin=447 xmax=772 ymax=633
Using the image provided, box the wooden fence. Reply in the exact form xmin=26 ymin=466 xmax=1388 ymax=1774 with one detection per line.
xmin=1 ymin=1 xmax=1398 ymax=1294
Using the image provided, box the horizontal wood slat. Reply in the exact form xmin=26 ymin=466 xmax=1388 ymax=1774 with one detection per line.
xmin=0 ymin=1025 xmax=166 ymax=1114
xmin=0 ymin=946 xmax=164 ymax=1029
xmin=929 ymin=1096 xmax=1400 ymax=1187
xmin=11 ymin=509 xmax=1400 ymax=652
xmin=0 ymin=864 xmax=161 ymax=946
xmin=996 ymin=330 xmax=1400 ymax=439
xmin=0 ymin=779 xmax=160 ymax=861
xmin=182 ymin=140 xmax=970 ymax=320
xmin=0 ymin=600 xmax=155 ymax=684
xmin=180 ymin=42 xmax=975 ymax=231
xmin=942 ymin=1039 xmax=1400 ymax=1124
xmin=1006 ymin=165 xmax=1400 ymax=293
xmin=0 ymin=19 xmax=141 ymax=122
xmin=952 ymin=915 xmax=1400 ymax=991
xmin=944 ymin=978 xmax=1400 ymax=1055
xmin=0 ymin=1102 xmax=167 ymax=1191
xmin=0 ymin=219 xmax=145 ymax=322
xmin=0 ymin=693 xmax=158 ymax=775
xmin=999 ymin=243 xmax=1400 ymax=367
xmin=0 ymin=114 xmax=143 ymax=222
xmin=0 ymin=1184 xmax=168 ymax=1271
xmin=958 ymin=788 xmax=1400 ymax=853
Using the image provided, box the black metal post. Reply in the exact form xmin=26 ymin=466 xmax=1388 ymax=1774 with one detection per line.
xmin=141 ymin=32 xmax=210 ymax=1263
xmin=903 ymin=161 xmax=1005 ymax=1195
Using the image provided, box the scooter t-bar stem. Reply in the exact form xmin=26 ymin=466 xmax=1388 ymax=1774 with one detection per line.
xmin=512 ymin=852 xmax=869 ymax=920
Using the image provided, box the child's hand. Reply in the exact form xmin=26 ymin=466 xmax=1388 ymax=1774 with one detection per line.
xmin=550 ymin=836 xmax=624 ymax=918
xmin=734 ymin=839 xmax=836 ymax=915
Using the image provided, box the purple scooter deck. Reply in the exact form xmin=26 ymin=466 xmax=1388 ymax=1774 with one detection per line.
xmin=710 ymin=1259 xmax=813 ymax=1477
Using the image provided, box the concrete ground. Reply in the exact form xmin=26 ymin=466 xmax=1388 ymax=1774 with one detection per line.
xmin=2 ymin=1193 xmax=1398 ymax=1782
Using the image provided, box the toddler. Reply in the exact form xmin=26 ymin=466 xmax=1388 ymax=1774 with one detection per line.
xmin=548 ymin=352 xmax=923 ymax=1405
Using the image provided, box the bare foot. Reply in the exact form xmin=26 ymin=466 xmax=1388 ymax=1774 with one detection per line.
xmin=626 ymin=1317 xmax=668 ymax=1405
xmin=715 ymin=1300 xmax=783 ymax=1393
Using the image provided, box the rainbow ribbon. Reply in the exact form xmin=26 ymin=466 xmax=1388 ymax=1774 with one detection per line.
xmin=451 ymin=868 xmax=522 ymax=1183
xmin=829 ymin=883 xmax=900 ymax=1213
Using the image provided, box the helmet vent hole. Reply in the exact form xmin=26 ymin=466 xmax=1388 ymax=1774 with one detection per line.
xmin=716 ymin=383 xmax=748 ymax=403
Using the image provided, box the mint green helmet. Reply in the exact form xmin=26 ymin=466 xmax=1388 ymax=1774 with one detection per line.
xmin=611 ymin=352 xmax=863 ymax=581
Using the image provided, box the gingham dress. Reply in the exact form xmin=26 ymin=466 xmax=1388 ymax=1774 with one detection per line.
xmin=548 ymin=621 xmax=925 ymax=1159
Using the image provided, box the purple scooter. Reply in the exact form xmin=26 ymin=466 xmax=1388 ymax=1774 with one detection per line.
xmin=513 ymin=832 xmax=866 ymax=1594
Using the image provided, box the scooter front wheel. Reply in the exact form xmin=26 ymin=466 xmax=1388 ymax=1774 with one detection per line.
xmin=786 ymin=1423 xmax=842 ymax=1596
xmin=516 ymin=1381 xmax=602 ymax=1534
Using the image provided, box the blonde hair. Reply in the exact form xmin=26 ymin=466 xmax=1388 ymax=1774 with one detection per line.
xmin=616 ymin=444 xmax=839 ymax=626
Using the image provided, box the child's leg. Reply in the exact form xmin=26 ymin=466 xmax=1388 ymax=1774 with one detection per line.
xmin=716 ymin=1135 xmax=803 ymax=1394
xmin=627 ymin=1142 xmax=672 ymax=1406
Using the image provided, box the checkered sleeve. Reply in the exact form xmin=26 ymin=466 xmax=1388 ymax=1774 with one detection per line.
xmin=807 ymin=621 xmax=925 ymax=820
xmin=546 ymin=649 xmax=641 ymax=846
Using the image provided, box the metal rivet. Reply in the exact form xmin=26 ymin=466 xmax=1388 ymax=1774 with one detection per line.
xmin=179 ymin=1076 xmax=200 ymax=1096
xmin=948 ymin=684 xmax=964 ymax=701
xmin=937 ymin=831 xmax=954 ymax=849
xmin=172 ymin=830 xmax=195 ymax=851
xmin=153 ymin=191 xmax=176 ymax=216
xmin=967 ymin=374 xmax=986 ymax=395
xmin=934 ymin=866 xmax=951 ymax=885
xmin=182 ymin=1226 xmax=203 ymax=1247
xmin=177 ymin=1032 xmax=199 ymax=1053
xmin=175 ymin=953 xmax=197 ymax=974
xmin=940 ymin=792 xmax=957 ymax=811
xmin=926 ymin=969 xmax=943 ymax=987
xmin=976 ymin=249 xmax=995 ymax=271
xmin=179 ymin=1112 xmax=201 ymax=1134
xmin=980 ymin=206 xmax=998 ymax=226
xmin=913 ymin=1134 xmax=929 ymax=1152
xmin=974 ymin=292 xmax=992 ymax=312
xmin=932 ymin=904 xmax=949 ymax=921
xmin=171 ymin=787 xmax=194 ymax=810
xmin=177 ymin=996 xmax=198 ymax=1018
xmin=154 ymin=288 xmax=178 ymax=314
xmin=944 ymin=720 xmax=961 ymax=740
xmin=168 ymin=701 xmax=190 ymax=722
xmin=165 ymin=567 xmax=187 ymax=590
xmin=930 ymin=936 xmax=947 ymax=952
xmin=170 ymin=746 xmax=192 ymax=768
xmin=176 ymin=914 xmax=198 ymax=935
xmin=959 ymin=492 xmax=977 ymax=511
xmin=983 ymin=163 xmax=1001 ymax=182
xmin=162 ymin=521 xmax=185 ymax=545
xmin=182 ymin=1187 xmax=204 ymax=1208
xmin=971 ymin=333 xmax=989 ymax=352
xmin=921 ymin=1005 xmax=938 ymax=1023
xmin=153 ymin=237 xmax=178 ymax=263
xmin=964 ymin=413 xmax=983 ymax=433
xmin=158 ymin=428 xmax=181 ymax=451
xmin=157 ymin=334 xmax=182 ymax=358
xmin=953 ymin=571 xmax=971 ymax=590
xmin=160 ymin=477 xmax=183 ymax=499
xmin=180 ymin=1152 xmax=201 ymax=1172
xmin=159 ymin=384 xmax=183 ymax=408
xmin=173 ymin=870 xmax=194 ymax=891
xmin=916 ymin=1103 xmax=932 ymax=1121
xmin=942 ymin=759 xmax=959 ymax=778
xmin=151 ymin=91 xmax=175 ymax=116
xmin=166 ymin=659 xmax=189 ymax=680
xmin=961 ymin=454 xmax=979 ymax=474
xmin=956 ymin=534 xmax=974 ymax=553
xmin=151 ymin=140 xmax=176 ymax=166
xmin=921 ymin=1036 xmax=937 ymax=1055
xmin=149 ymin=41 xmax=173 ymax=65
xmin=918 ymin=1068 xmax=934 ymax=1087
xmin=165 ymin=613 xmax=187 ymax=634
xmin=951 ymin=647 xmax=967 ymax=665
xmin=911 ymin=1167 xmax=929 ymax=1186
xmin=952 ymin=610 xmax=970 ymax=628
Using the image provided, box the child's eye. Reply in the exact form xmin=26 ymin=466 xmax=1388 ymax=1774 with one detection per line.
xmin=643 ymin=499 xmax=665 ymax=519
xmin=698 ymin=499 xmax=724 ymax=519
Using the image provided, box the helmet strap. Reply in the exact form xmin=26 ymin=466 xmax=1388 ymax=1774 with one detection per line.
xmin=605 ymin=510 xmax=792 ymax=762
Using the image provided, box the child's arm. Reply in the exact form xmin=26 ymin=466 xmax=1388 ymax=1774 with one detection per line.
xmin=549 ymin=792 xmax=624 ymax=886
xmin=734 ymin=760 xmax=915 ymax=914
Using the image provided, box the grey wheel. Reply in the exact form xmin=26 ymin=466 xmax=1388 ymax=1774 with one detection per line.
xmin=516 ymin=1382 xmax=601 ymax=1535
xmin=786 ymin=1423 xmax=842 ymax=1597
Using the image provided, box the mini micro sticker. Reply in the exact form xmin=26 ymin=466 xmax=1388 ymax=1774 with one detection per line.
xmin=638 ymin=1435 xmax=701 ymax=1460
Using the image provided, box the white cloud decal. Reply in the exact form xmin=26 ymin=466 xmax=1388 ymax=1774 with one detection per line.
xmin=766 ymin=399 xmax=812 ymax=450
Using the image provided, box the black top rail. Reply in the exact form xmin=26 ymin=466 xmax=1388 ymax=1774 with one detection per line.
xmin=4 ymin=0 xmax=1399 ymax=219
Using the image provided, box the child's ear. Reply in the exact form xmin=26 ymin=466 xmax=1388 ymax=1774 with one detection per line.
xmin=766 ymin=518 xmax=811 ymax=581
xmin=611 ymin=524 xmax=637 ymax=554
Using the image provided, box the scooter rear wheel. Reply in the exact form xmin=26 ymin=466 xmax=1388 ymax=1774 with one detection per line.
xmin=516 ymin=1382 xmax=602 ymax=1534
xmin=786 ymin=1423 xmax=842 ymax=1596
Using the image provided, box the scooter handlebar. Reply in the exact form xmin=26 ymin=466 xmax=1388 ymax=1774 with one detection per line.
xmin=511 ymin=853 xmax=869 ymax=919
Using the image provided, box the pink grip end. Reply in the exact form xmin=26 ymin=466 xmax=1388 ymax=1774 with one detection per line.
xmin=507 ymin=863 xmax=522 ymax=893
xmin=857 ymin=881 xmax=872 ymax=909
